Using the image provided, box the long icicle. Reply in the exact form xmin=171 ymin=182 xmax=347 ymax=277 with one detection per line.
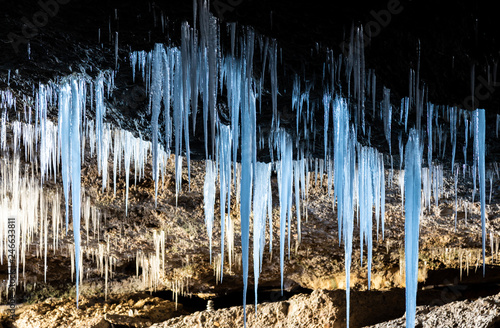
xmin=404 ymin=128 xmax=421 ymax=328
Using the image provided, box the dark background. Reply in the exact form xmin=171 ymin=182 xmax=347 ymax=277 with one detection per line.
xmin=1 ymin=0 xmax=499 ymax=162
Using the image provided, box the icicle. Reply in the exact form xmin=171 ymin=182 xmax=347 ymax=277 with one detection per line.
xmin=464 ymin=116 xmax=469 ymax=166
xmin=112 ymin=130 xmax=122 ymax=196
xmin=333 ymin=97 xmax=349 ymax=240
xmin=358 ymin=146 xmax=376 ymax=287
xmin=130 ymin=52 xmax=137 ymax=83
xmin=123 ymin=132 xmax=133 ymax=216
xmin=450 ymin=107 xmax=457 ymax=170
xmin=404 ymin=97 xmax=409 ymax=133
xmin=277 ymin=129 xmax=293 ymax=294
xmin=331 ymin=95 xmax=357 ymax=327
xmin=497 ymin=114 xmax=499 ymax=138
xmin=70 ymin=79 xmax=82 ymax=308
xmin=172 ymin=49 xmax=184 ymax=206
xmin=404 ymin=129 xmax=421 ymax=328
xmin=293 ymin=160 xmax=301 ymax=244
xmin=95 ymin=73 xmax=107 ymax=190
xmin=427 ymin=103 xmax=433 ymax=166
xmin=344 ymin=127 xmax=357 ymax=328
xmin=475 ymin=109 xmax=486 ymax=276
xmin=58 ymin=84 xmax=71 ymax=232
xmin=270 ymin=40 xmax=278 ymax=127
xmin=488 ymin=170 xmax=493 ymax=204
xmin=253 ymin=162 xmax=271 ymax=310
xmin=218 ymin=124 xmax=232 ymax=279
xmin=181 ymin=23 xmax=192 ymax=190
xmin=240 ymin=69 xmax=256 ymax=327
xmin=323 ymin=93 xmax=330 ymax=162
xmin=115 ymin=32 xmax=119 ymax=70
xmin=382 ymin=87 xmax=392 ymax=154
xmin=380 ymin=154 xmax=386 ymax=240
xmin=151 ymin=44 xmax=164 ymax=206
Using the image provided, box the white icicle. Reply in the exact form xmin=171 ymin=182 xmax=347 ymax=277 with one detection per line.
xmin=203 ymin=160 xmax=216 ymax=264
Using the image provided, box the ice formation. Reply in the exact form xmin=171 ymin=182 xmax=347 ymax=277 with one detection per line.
xmin=0 ymin=2 xmax=496 ymax=328
xmin=404 ymin=129 xmax=422 ymax=328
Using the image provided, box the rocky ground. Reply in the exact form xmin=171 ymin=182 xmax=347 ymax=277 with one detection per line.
xmin=152 ymin=289 xmax=500 ymax=328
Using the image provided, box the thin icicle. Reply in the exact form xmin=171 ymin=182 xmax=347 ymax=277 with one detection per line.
xmin=475 ymin=109 xmax=486 ymax=276
xmin=218 ymin=123 xmax=232 ymax=280
xmin=277 ymin=129 xmax=293 ymax=293
xmin=151 ymin=44 xmax=164 ymax=206
xmin=203 ymin=160 xmax=216 ymax=264
xmin=382 ymin=87 xmax=392 ymax=154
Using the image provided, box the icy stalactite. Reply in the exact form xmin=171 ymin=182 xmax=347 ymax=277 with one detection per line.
xmin=151 ymin=44 xmax=164 ymax=206
xmin=333 ymin=97 xmax=348 ymax=240
xmin=293 ymin=160 xmax=302 ymax=244
xmin=203 ymin=160 xmax=216 ymax=264
xmin=332 ymin=95 xmax=358 ymax=327
xmin=323 ymin=93 xmax=331 ymax=162
xmin=475 ymin=109 xmax=486 ymax=275
xmin=37 ymin=85 xmax=51 ymax=183
xmin=172 ymin=49 xmax=184 ymax=207
xmin=464 ymin=115 xmax=469 ymax=167
xmin=95 ymin=73 xmax=106 ymax=190
xmin=358 ymin=145 xmax=385 ymax=288
xmin=383 ymin=87 xmax=392 ymax=154
xmin=427 ymin=103 xmax=433 ymax=166
xmin=58 ymin=84 xmax=71 ymax=232
xmin=112 ymin=129 xmax=122 ymax=196
xmin=253 ymin=162 xmax=271 ymax=309
xmin=488 ymin=170 xmax=494 ymax=204
xmin=130 ymin=52 xmax=137 ymax=83
xmin=217 ymin=123 xmax=232 ymax=278
xmin=66 ymin=78 xmax=83 ymax=308
xmin=344 ymin=127 xmax=357 ymax=328
xmin=100 ymin=126 xmax=112 ymax=192
xmin=404 ymin=129 xmax=421 ymax=328
xmin=270 ymin=40 xmax=278 ymax=128
xmin=497 ymin=114 xmax=500 ymax=138
xmin=432 ymin=164 xmax=443 ymax=207
xmin=277 ymin=129 xmax=293 ymax=293
xmin=123 ymin=132 xmax=133 ymax=216
xmin=450 ymin=107 xmax=457 ymax=170
xmin=240 ymin=72 xmax=256 ymax=328
xmin=358 ymin=147 xmax=372 ymax=284
xmin=181 ymin=23 xmax=193 ymax=188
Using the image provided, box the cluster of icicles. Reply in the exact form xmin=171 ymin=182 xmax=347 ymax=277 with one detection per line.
xmin=0 ymin=2 xmax=497 ymax=327
xmin=0 ymin=72 xmax=171 ymax=305
xmin=126 ymin=4 xmax=492 ymax=327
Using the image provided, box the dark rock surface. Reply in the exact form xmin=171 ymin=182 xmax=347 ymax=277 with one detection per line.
xmin=2 ymin=0 xmax=500 ymax=161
